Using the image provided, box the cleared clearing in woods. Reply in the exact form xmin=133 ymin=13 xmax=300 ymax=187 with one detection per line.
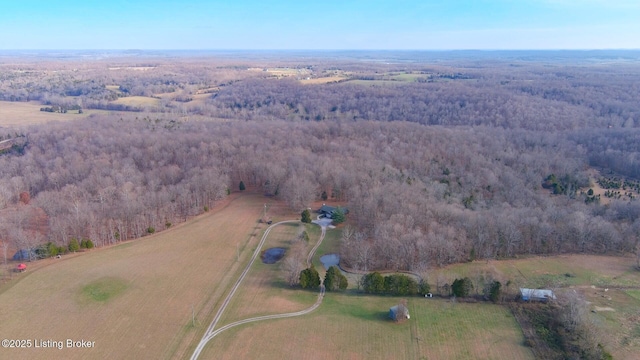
xmin=111 ymin=95 xmax=161 ymax=107
xmin=0 ymin=101 xmax=105 ymax=126
xmin=0 ymin=193 xmax=282 ymax=360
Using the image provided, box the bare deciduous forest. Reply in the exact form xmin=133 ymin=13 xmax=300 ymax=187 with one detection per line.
xmin=1 ymin=50 xmax=640 ymax=271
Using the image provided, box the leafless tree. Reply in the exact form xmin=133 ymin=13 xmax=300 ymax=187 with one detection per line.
xmin=281 ymin=240 xmax=306 ymax=286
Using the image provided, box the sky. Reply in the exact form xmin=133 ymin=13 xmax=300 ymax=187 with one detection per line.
xmin=0 ymin=0 xmax=638 ymax=50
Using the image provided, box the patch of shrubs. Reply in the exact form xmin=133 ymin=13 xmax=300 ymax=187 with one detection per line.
xmin=359 ymin=272 xmax=429 ymax=296
xmin=33 ymin=238 xmax=95 ymax=258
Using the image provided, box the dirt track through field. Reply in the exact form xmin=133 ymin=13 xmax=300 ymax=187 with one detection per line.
xmin=190 ymin=220 xmax=327 ymax=360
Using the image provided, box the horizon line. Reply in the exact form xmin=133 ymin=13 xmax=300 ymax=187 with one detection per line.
xmin=1 ymin=48 xmax=640 ymax=52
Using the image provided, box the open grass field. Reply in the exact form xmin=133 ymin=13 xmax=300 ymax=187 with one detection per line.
xmin=105 ymin=85 xmax=124 ymax=95
xmin=385 ymin=72 xmax=431 ymax=82
xmin=186 ymin=93 xmax=213 ymax=106
xmin=0 ymin=101 xmax=105 ymax=127
xmin=0 ymin=192 xmax=284 ymax=360
xmin=430 ymin=254 xmax=640 ymax=289
xmin=201 ymin=293 xmax=533 ymax=360
xmin=300 ymin=76 xmax=348 ymax=85
xmin=265 ymin=68 xmax=311 ymax=78
xmin=584 ymin=286 xmax=640 ymax=359
xmin=343 ymin=79 xmax=407 ymax=87
xmin=111 ymin=96 xmax=161 ymax=107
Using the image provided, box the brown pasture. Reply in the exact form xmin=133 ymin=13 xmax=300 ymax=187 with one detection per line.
xmin=0 ymin=101 xmax=104 ymax=127
xmin=0 ymin=193 xmax=282 ymax=360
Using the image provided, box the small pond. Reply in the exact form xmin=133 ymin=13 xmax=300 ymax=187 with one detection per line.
xmin=261 ymin=247 xmax=286 ymax=264
xmin=320 ymin=253 xmax=340 ymax=270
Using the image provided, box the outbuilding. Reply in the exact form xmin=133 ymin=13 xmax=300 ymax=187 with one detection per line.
xmin=12 ymin=249 xmax=36 ymax=261
xmin=520 ymin=288 xmax=556 ymax=302
xmin=389 ymin=304 xmax=410 ymax=322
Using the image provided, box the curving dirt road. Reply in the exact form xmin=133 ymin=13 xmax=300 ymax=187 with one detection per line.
xmin=190 ymin=219 xmax=327 ymax=360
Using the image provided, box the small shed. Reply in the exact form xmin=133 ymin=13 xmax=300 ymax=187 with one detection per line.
xmin=389 ymin=304 xmax=410 ymax=322
xmin=17 ymin=263 xmax=27 ymax=272
xmin=12 ymin=249 xmax=35 ymax=261
xmin=520 ymin=288 xmax=556 ymax=302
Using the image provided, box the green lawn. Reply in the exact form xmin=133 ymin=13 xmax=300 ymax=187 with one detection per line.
xmin=202 ymin=293 xmax=533 ymax=360
xmin=626 ymin=289 xmax=640 ymax=302
xmin=79 ymin=277 xmax=128 ymax=303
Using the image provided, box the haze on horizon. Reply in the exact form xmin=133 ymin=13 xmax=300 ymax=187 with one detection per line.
xmin=0 ymin=0 xmax=638 ymax=50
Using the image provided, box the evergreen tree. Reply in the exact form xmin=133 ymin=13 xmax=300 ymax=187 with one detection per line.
xmin=47 ymin=242 xmax=59 ymax=257
xmin=81 ymin=238 xmax=94 ymax=249
xmin=324 ymin=266 xmax=348 ymax=291
xmin=324 ymin=266 xmax=336 ymax=290
xmin=488 ymin=281 xmax=502 ymax=302
xmin=239 ymin=180 xmax=246 ymax=191
xmin=68 ymin=238 xmax=80 ymax=252
xmin=452 ymin=277 xmax=473 ymax=297
xmin=321 ymin=191 xmax=328 ymax=201
xmin=338 ymin=273 xmax=348 ymax=290
xmin=419 ymin=279 xmax=431 ymax=295
xmin=361 ymin=272 xmax=385 ymax=294
xmin=384 ymin=274 xmax=418 ymax=295
xmin=299 ymin=266 xmax=321 ymax=289
xmin=301 ymin=209 xmax=312 ymax=223
xmin=332 ymin=207 xmax=346 ymax=224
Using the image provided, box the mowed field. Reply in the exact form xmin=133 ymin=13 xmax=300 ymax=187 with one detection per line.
xmin=0 ymin=193 xmax=282 ymax=360
xmin=0 ymin=101 xmax=105 ymax=127
xmin=202 ymin=294 xmax=533 ymax=360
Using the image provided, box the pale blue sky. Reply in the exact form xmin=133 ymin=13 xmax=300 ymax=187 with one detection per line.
xmin=0 ymin=0 xmax=638 ymax=49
